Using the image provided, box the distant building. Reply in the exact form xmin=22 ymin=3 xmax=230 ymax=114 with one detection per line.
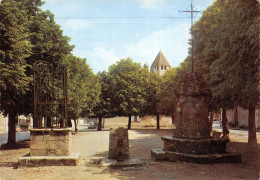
xmin=150 ymin=50 xmax=171 ymax=75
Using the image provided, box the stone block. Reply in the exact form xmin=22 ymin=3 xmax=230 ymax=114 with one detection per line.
xmin=161 ymin=136 xmax=229 ymax=154
xmin=151 ymin=148 xmax=242 ymax=164
xmin=18 ymin=153 xmax=80 ymax=166
xmin=30 ymin=149 xmax=49 ymax=156
xmin=29 ymin=128 xmax=72 ymax=156
xmin=108 ymin=127 xmax=129 ymax=160
xmin=30 ymin=140 xmax=48 ymax=150
xmin=151 ymin=149 xmax=169 ymax=161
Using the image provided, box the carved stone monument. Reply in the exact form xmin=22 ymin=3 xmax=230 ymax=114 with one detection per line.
xmin=100 ymin=127 xmax=142 ymax=168
xmin=151 ymin=72 xmax=242 ymax=163
xmin=108 ymin=127 xmax=129 ymax=161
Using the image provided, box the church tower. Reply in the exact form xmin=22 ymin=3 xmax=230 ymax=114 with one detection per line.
xmin=150 ymin=50 xmax=171 ymax=75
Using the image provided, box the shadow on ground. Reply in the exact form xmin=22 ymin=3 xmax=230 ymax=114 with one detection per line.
xmin=87 ymin=129 xmax=260 ymax=180
xmin=0 ymin=140 xmax=30 ymax=150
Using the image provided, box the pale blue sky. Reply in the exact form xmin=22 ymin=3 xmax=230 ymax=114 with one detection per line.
xmin=42 ymin=0 xmax=215 ymax=73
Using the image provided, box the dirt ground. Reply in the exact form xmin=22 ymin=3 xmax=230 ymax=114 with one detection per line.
xmin=0 ymin=117 xmax=260 ymax=180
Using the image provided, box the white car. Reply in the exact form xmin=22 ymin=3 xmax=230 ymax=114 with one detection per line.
xmin=87 ymin=121 xmax=96 ymax=129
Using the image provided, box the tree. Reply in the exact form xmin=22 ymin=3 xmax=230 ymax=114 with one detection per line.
xmin=139 ymin=70 xmax=162 ymax=129
xmin=0 ymin=0 xmax=32 ymax=147
xmin=65 ymin=55 xmax=100 ymax=132
xmin=21 ymin=3 xmax=75 ymax=116
xmin=0 ymin=0 xmax=74 ymax=146
xmin=91 ymin=71 xmax=112 ymax=131
xmin=189 ymin=0 xmax=259 ymax=143
xmin=108 ymin=58 xmax=147 ymax=129
xmin=156 ymin=68 xmax=178 ymax=125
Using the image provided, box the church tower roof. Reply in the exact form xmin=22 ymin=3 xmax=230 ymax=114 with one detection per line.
xmin=151 ymin=50 xmax=171 ymax=67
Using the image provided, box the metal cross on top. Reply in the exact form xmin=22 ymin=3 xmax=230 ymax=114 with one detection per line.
xmin=181 ymin=0 xmax=201 ymax=72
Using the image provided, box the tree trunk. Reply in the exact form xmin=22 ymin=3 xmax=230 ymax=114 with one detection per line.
xmin=60 ymin=118 xmax=64 ymax=128
xmin=209 ymin=111 xmax=213 ymax=135
xmin=234 ymin=107 xmax=238 ymax=127
xmin=248 ymin=104 xmax=257 ymax=145
xmin=74 ymin=119 xmax=78 ymax=133
xmin=7 ymin=112 xmax=16 ymax=148
xmin=97 ymin=117 xmax=102 ymax=131
xmin=102 ymin=118 xmax=105 ymax=128
xmin=47 ymin=116 xmax=51 ymax=128
xmin=171 ymin=114 xmax=174 ymax=125
xmin=128 ymin=115 xmax=131 ymax=130
xmin=68 ymin=119 xmax=72 ymax=127
xmin=156 ymin=113 xmax=160 ymax=130
xmin=221 ymin=108 xmax=229 ymax=139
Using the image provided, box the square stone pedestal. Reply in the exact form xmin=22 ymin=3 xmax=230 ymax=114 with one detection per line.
xmin=19 ymin=128 xmax=80 ymax=166
xmin=30 ymin=128 xmax=72 ymax=156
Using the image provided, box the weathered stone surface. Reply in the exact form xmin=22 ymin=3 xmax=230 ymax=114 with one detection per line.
xmin=151 ymin=149 xmax=242 ymax=164
xmin=174 ymin=72 xmax=211 ymax=139
xmin=100 ymin=158 xmax=143 ymax=168
xmin=18 ymin=152 xmax=80 ymax=167
xmin=108 ymin=127 xmax=129 ymax=160
xmin=162 ymin=136 xmax=229 ymax=154
xmin=151 ymin=72 xmax=242 ymax=164
xmin=151 ymin=149 xmax=170 ymax=161
xmin=30 ymin=128 xmax=72 ymax=156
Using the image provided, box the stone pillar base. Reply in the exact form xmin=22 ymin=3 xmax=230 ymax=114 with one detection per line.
xmin=18 ymin=128 xmax=80 ymax=166
xmin=30 ymin=128 xmax=72 ymax=156
xmin=18 ymin=153 xmax=80 ymax=167
xmin=151 ymin=149 xmax=242 ymax=164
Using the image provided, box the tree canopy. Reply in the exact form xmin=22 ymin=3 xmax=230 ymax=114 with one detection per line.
xmin=182 ymin=0 xmax=260 ymax=143
xmin=65 ymin=55 xmax=100 ymax=121
xmin=108 ymin=58 xmax=148 ymax=129
xmin=0 ymin=0 xmax=99 ymax=145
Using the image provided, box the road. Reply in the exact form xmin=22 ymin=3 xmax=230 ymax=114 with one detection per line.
xmin=0 ymin=132 xmax=30 ymax=148
xmin=0 ymin=121 xmax=259 ymax=147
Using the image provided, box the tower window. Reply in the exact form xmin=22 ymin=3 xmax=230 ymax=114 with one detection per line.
xmin=164 ymin=66 xmax=166 ymax=70
xmin=161 ymin=66 xmax=163 ymax=70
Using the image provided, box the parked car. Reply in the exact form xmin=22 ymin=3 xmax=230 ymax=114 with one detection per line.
xmin=87 ymin=121 xmax=96 ymax=129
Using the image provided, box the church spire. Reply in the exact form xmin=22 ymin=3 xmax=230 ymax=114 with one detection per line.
xmin=150 ymin=50 xmax=171 ymax=75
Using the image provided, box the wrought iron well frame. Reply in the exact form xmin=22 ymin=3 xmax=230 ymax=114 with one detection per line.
xmin=33 ymin=61 xmax=68 ymax=129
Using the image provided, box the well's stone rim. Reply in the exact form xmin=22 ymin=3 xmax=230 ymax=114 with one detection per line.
xmin=30 ymin=128 xmax=72 ymax=132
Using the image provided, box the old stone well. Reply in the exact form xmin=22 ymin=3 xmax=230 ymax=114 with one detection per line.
xmin=151 ymin=72 xmax=242 ymax=163
xmin=18 ymin=61 xmax=80 ymax=166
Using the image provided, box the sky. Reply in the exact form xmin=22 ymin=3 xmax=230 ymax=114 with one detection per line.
xmin=42 ymin=0 xmax=215 ymax=73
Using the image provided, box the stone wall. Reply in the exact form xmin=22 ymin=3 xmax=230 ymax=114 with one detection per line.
xmin=30 ymin=128 xmax=72 ymax=156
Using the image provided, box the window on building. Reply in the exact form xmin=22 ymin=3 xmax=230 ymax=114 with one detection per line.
xmin=161 ymin=66 xmax=163 ymax=70
xmin=164 ymin=66 xmax=166 ymax=70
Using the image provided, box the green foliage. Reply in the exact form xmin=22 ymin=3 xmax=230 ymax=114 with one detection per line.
xmin=140 ymin=71 xmax=161 ymax=117
xmin=91 ymin=71 xmax=112 ymax=119
xmin=187 ymin=0 xmax=259 ymax=110
xmin=65 ymin=55 xmax=101 ymax=120
xmin=108 ymin=58 xmax=147 ymax=117
xmin=0 ymin=0 xmax=32 ymax=115
xmin=0 ymin=0 xmax=90 ymax=145
xmin=21 ymin=2 xmax=74 ymax=115
xmin=156 ymin=68 xmax=178 ymax=116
